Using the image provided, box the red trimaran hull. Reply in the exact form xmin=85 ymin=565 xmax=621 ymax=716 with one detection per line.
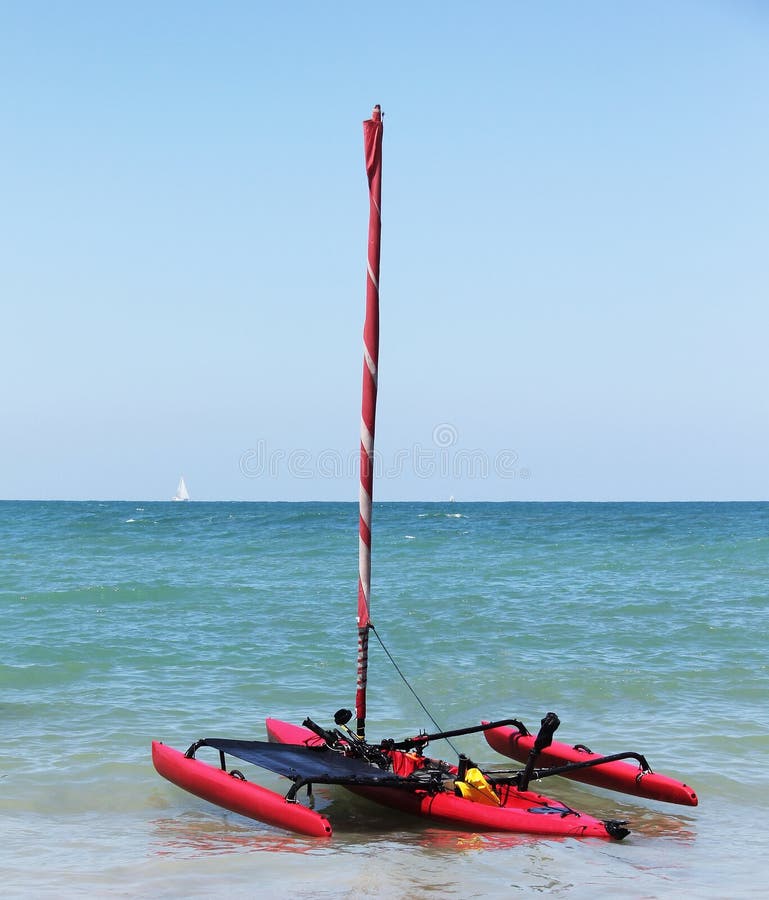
xmin=265 ymin=719 xmax=618 ymax=839
xmin=151 ymin=740 xmax=332 ymax=837
xmin=483 ymin=724 xmax=698 ymax=806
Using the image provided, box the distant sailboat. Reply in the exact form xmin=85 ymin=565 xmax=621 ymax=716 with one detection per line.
xmin=172 ymin=477 xmax=190 ymax=502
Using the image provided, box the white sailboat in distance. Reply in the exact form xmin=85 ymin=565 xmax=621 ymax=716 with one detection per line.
xmin=172 ymin=476 xmax=190 ymax=502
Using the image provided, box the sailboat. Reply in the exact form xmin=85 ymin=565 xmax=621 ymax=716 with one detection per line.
xmin=172 ymin=477 xmax=190 ymax=502
xmin=152 ymin=107 xmax=696 ymax=840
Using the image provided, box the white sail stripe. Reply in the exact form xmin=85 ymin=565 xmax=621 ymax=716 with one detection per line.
xmin=367 ymin=261 xmax=379 ymax=292
xmin=363 ymin=345 xmax=378 ymax=381
xmin=358 ymin=536 xmax=371 ymax=606
xmin=359 ymin=483 xmax=373 ymax=527
xmin=359 ymin=504 xmax=372 ymax=531
xmin=360 ymin=420 xmax=374 ymax=457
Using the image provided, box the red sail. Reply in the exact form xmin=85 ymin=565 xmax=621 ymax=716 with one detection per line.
xmin=356 ymin=105 xmax=383 ymax=738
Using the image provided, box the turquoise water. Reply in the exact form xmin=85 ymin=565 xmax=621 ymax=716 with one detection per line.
xmin=2 ymin=501 xmax=768 ymax=897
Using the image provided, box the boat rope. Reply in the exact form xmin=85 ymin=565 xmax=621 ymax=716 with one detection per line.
xmin=370 ymin=623 xmax=460 ymax=757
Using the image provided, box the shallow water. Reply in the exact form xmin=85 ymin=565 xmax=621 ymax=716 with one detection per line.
xmin=2 ymin=501 xmax=768 ymax=897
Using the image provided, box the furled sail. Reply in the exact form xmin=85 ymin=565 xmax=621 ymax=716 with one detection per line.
xmin=356 ymin=105 xmax=383 ymax=739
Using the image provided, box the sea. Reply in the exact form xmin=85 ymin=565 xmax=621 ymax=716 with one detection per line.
xmin=2 ymin=501 xmax=767 ymax=898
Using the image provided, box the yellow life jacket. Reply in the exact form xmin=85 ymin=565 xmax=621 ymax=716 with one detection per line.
xmin=454 ymin=767 xmax=501 ymax=806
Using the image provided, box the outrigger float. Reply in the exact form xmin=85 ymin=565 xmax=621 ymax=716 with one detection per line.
xmin=153 ymin=106 xmax=697 ymax=841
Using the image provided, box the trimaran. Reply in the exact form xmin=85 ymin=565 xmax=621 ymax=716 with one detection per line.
xmin=152 ymin=106 xmax=697 ymax=840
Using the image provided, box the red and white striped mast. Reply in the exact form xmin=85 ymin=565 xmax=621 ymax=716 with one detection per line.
xmin=356 ymin=105 xmax=383 ymax=739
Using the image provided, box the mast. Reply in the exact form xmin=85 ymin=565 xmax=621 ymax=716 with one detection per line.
xmin=356 ymin=105 xmax=383 ymax=739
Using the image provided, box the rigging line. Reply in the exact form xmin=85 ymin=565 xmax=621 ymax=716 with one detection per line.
xmin=369 ymin=624 xmax=460 ymax=757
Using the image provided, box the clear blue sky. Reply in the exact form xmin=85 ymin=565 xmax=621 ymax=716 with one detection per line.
xmin=2 ymin=1 xmax=767 ymax=501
